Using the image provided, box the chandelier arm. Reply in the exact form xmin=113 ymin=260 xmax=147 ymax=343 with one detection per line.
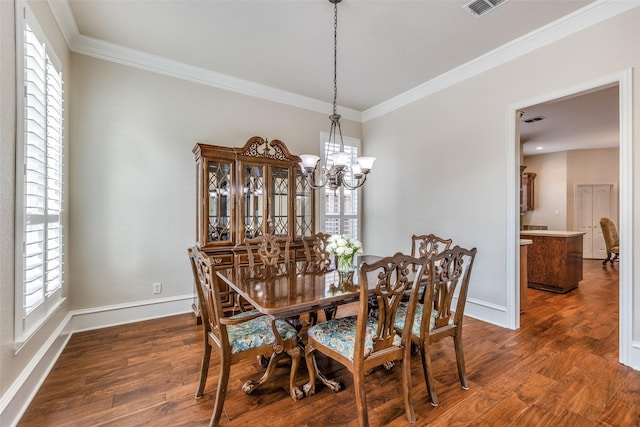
xmin=341 ymin=173 xmax=367 ymax=191
xmin=302 ymin=165 xmax=329 ymax=189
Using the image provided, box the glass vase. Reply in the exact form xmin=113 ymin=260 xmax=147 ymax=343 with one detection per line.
xmin=337 ymin=254 xmax=354 ymax=272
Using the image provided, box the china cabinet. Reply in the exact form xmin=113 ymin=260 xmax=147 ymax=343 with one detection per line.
xmin=192 ymin=136 xmax=314 ymax=314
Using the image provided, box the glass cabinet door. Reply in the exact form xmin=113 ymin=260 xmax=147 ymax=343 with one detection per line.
xmin=241 ymin=164 xmax=265 ymax=239
xmin=295 ymin=170 xmax=313 ymax=238
xmin=270 ymin=167 xmax=289 ymax=237
xmin=207 ymin=160 xmax=233 ymax=244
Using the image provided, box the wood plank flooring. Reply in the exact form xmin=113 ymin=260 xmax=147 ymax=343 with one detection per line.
xmin=18 ymin=260 xmax=640 ymax=426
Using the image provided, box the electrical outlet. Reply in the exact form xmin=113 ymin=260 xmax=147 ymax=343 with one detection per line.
xmin=153 ymin=282 xmax=162 ymax=294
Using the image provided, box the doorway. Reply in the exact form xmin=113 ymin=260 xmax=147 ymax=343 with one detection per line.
xmin=506 ymin=69 xmax=633 ymax=367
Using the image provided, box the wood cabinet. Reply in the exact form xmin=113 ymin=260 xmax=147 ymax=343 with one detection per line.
xmin=521 ymin=171 xmax=536 ymax=212
xmin=520 ymin=231 xmax=585 ymax=293
xmin=193 ymin=137 xmax=314 ymax=314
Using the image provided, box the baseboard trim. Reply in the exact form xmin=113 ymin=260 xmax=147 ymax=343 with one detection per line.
xmin=0 ymin=294 xmax=194 ymax=427
xmin=69 ymin=294 xmax=194 ymax=333
xmin=630 ymin=340 xmax=640 ymax=371
xmin=460 ymin=297 xmax=509 ymax=328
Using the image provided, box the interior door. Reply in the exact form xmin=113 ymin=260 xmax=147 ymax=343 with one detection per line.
xmin=592 ymin=185 xmax=612 ymax=259
xmin=576 ymin=184 xmax=612 ymax=259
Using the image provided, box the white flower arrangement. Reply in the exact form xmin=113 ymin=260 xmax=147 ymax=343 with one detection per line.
xmin=326 ymin=234 xmax=363 ymax=271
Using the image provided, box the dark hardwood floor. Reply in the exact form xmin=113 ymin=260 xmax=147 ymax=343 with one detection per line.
xmin=18 ymin=260 xmax=640 ymax=426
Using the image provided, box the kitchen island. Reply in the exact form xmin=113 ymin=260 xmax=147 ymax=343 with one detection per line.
xmin=519 ymin=230 xmax=585 ymax=293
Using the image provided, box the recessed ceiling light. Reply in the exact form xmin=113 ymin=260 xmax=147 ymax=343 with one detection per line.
xmin=536 ymin=146 xmax=543 ymax=150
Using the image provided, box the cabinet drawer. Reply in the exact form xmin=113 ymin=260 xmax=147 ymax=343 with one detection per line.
xmin=209 ymin=253 xmax=234 ymax=267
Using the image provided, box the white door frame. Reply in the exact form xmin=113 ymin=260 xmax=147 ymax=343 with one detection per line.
xmin=506 ymin=69 xmax=634 ymax=368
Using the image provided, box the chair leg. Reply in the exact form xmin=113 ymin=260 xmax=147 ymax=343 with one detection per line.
xmin=402 ymin=346 xmax=416 ymax=424
xmin=603 ymin=252 xmax=612 ymax=265
xmin=303 ymin=344 xmax=317 ymax=397
xmin=210 ymin=354 xmax=231 ymax=427
xmin=195 ymin=340 xmax=212 ymax=398
xmin=420 ymin=343 xmax=438 ymax=406
xmin=286 ymin=346 xmax=303 ymax=401
xmin=612 ymin=253 xmax=619 ymax=264
xmin=453 ymin=333 xmax=469 ymax=390
xmin=353 ymin=368 xmax=369 ymax=427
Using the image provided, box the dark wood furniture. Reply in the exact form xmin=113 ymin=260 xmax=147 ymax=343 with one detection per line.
xmin=394 ymin=246 xmax=477 ymax=407
xmin=188 ymin=247 xmax=302 ymax=426
xmin=521 ymin=170 xmax=536 ymax=213
xmin=520 ymin=230 xmax=585 ymax=293
xmin=244 ymin=234 xmax=291 ymax=268
xmin=304 ymin=253 xmax=428 ymax=426
xmin=193 ymin=137 xmax=314 ymax=316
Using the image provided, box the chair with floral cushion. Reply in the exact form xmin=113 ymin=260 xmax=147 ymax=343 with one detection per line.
xmin=394 ymin=245 xmax=477 ymax=407
xmin=245 ymin=234 xmax=291 ymax=275
xmin=188 ymin=247 xmax=302 ymax=427
xmin=302 ymin=232 xmax=332 ymax=272
xmin=402 ymin=234 xmax=453 ymax=303
xmin=411 ymin=234 xmax=453 ymax=263
xmin=304 ymin=252 xmax=429 ymax=426
xmin=302 ymin=232 xmax=338 ymax=324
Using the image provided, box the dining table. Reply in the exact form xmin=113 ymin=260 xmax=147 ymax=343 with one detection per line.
xmin=215 ymin=255 xmax=382 ymax=400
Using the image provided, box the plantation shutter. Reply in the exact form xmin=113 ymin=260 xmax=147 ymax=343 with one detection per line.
xmin=19 ymin=12 xmax=64 ymax=333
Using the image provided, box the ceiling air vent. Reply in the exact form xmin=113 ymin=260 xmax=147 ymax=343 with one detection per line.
xmin=523 ymin=116 xmax=545 ymax=124
xmin=464 ymin=0 xmax=507 ymax=17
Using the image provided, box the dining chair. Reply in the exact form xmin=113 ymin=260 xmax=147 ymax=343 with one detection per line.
xmin=245 ymin=234 xmax=291 ymax=270
xmin=599 ymin=217 xmax=619 ymax=265
xmin=304 ymin=252 xmax=429 ymax=426
xmin=394 ymin=245 xmax=477 ymax=407
xmin=188 ymin=247 xmax=302 ymax=427
xmin=403 ymin=234 xmax=453 ymax=303
xmin=411 ymin=233 xmax=453 ymax=262
xmin=302 ymin=232 xmax=332 ymax=272
xmin=302 ymin=232 xmax=337 ymax=324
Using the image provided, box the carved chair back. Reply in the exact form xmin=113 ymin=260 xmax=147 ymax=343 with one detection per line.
xmin=358 ymin=253 xmax=428 ymax=357
xmin=421 ymin=246 xmax=477 ymax=334
xmin=245 ymin=234 xmax=291 ymax=268
xmin=302 ymin=232 xmax=332 ymax=272
xmin=411 ymin=233 xmax=453 ymax=260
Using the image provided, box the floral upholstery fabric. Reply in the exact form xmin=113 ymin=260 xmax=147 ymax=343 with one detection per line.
xmin=307 ymin=316 xmax=402 ymax=361
xmin=227 ymin=311 xmax=298 ymax=355
xmin=394 ymin=302 xmax=453 ymax=336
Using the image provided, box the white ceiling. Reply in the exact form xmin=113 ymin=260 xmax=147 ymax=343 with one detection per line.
xmin=60 ymin=0 xmax=625 ymax=154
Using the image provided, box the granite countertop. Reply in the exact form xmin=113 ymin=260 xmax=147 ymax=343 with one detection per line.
xmin=520 ymin=230 xmax=586 ymax=237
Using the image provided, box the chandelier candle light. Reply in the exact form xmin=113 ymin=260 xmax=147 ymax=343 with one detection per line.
xmin=299 ymin=0 xmax=375 ymax=191
xmin=326 ymin=234 xmax=363 ymax=273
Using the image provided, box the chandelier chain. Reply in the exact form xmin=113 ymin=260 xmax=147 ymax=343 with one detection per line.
xmin=333 ymin=0 xmax=338 ymax=116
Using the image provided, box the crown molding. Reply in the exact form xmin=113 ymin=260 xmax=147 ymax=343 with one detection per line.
xmin=362 ymin=0 xmax=640 ymax=121
xmin=47 ymin=0 xmax=640 ymax=124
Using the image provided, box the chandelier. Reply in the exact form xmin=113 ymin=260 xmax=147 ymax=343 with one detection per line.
xmin=299 ymin=0 xmax=375 ymax=191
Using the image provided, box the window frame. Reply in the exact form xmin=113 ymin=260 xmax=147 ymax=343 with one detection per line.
xmin=14 ymin=2 xmax=65 ymax=343
xmin=318 ymin=132 xmax=363 ymax=242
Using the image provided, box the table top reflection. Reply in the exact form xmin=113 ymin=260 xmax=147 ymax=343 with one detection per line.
xmin=216 ymin=256 xmax=381 ymax=318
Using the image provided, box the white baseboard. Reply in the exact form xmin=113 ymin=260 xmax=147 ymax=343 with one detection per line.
xmin=69 ymin=294 xmax=194 ymax=332
xmin=0 ymin=294 xmax=194 ymax=427
xmin=629 ymin=340 xmax=640 ymax=370
xmin=455 ymin=296 xmax=509 ymax=328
